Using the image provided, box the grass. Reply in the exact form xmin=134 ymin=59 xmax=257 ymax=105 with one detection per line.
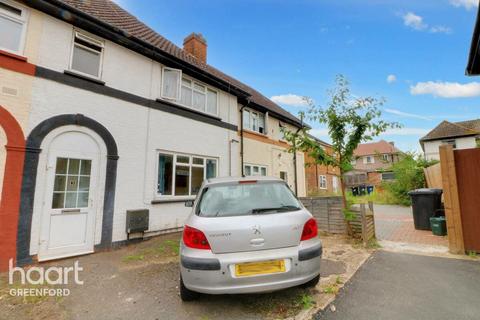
xmin=468 ymin=251 xmax=478 ymax=258
xmin=323 ymin=284 xmax=340 ymax=295
xmin=122 ymin=238 xmax=180 ymax=263
xmin=298 ymin=293 xmax=315 ymax=309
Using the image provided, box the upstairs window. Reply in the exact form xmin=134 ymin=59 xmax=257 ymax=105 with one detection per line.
xmin=382 ymin=154 xmax=390 ymax=162
xmin=363 ymin=156 xmax=374 ymax=164
xmin=243 ymin=108 xmax=265 ymax=134
xmin=319 ymin=175 xmax=327 ymax=189
xmin=244 ymin=164 xmax=267 ymax=176
xmin=70 ymin=32 xmax=104 ymax=78
xmin=162 ymin=70 xmax=218 ymax=115
xmin=0 ymin=1 xmax=27 ymax=54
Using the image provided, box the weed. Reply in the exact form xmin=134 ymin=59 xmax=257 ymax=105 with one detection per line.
xmin=366 ymin=238 xmax=382 ymax=249
xmin=323 ymin=284 xmax=340 ymax=295
xmin=122 ymin=253 xmax=145 ymax=262
xmin=468 ymin=251 xmax=478 ymax=258
xmin=299 ymin=293 xmax=315 ymax=309
xmin=335 ymin=276 xmax=343 ymax=285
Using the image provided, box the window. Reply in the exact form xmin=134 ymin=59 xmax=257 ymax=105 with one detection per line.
xmin=70 ymin=32 xmax=104 ymax=78
xmin=242 ymin=108 xmax=266 ymax=134
xmin=161 ymin=67 xmax=181 ymax=100
xmin=52 ymin=158 xmax=91 ymax=209
xmin=442 ymin=139 xmax=457 ymax=149
xmin=280 ymin=171 xmax=288 ymax=183
xmin=319 ymin=175 xmax=327 ymax=189
xmin=162 ymin=70 xmax=218 ymax=115
xmin=244 ymin=164 xmax=267 ymax=176
xmin=363 ymin=156 xmax=374 ymax=164
xmin=382 ymin=154 xmax=390 ymax=162
xmin=351 ymin=158 xmax=357 ymax=165
xmin=196 ymin=181 xmax=300 ymax=218
xmin=0 ymin=0 xmax=27 ymax=54
xmin=157 ymin=152 xmax=217 ymax=197
xmin=278 ymin=122 xmax=286 ymax=140
xmin=381 ymin=172 xmax=395 ymax=181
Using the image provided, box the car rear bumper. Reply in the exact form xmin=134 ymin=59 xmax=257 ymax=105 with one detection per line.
xmin=180 ymin=239 xmax=321 ymax=294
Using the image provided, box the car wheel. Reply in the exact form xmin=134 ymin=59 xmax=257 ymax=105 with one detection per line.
xmin=301 ymin=274 xmax=320 ymax=288
xmin=180 ymin=277 xmax=200 ymax=301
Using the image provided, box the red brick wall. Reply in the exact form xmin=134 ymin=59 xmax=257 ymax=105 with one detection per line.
xmin=304 ymin=149 xmax=340 ymax=195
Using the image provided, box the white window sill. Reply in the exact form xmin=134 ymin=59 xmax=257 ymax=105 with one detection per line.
xmin=156 ymin=97 xmax=220 ymax=120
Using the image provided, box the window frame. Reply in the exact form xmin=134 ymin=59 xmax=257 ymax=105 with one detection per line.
xmin=381 ymin=172 xmax=395 ymax=181
xmin=318 ymin=175 xmax=327 ymax=189
xmin=161 ymin=67 xmax=182 ymax=101
xmin=155 ymin=150 xmax=218 ymax=199
xmin=160 ymin=69 xmax=219 ymax=117
xmin=363 ymin=156 xmax=374 ymax=164
xmin=242 ymin=107 xmax=266 ymax=134
xmin=69 ymin=31 xmax=105 ymax=80
xmin=243 ymin=163 xmax=267 ymax=176
xmin=381 ymin=154 xmax=390 ymax=162
xmin=0 ymin=0 xmax=28 ymax=55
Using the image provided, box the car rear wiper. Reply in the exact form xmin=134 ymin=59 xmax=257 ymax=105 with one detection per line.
xmin=251 ymin=205 xmax=301 ymax=214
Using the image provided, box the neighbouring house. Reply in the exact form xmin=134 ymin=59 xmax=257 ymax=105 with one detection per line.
xmin=0 ymin=0 xmax=307 ymax=268
xmin=304 ymin=137 xmax=341 ymax=196
xmin=344 ymin=140 xmax=402 ymax=191
xmin=420 ymin=120 xmax=480 ymax=161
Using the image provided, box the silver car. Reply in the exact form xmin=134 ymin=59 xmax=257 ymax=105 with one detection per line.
xmin=179 ymin=176 xmax=322 ymax=301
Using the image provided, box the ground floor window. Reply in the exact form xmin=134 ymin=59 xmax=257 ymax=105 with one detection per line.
xmin=280 ymin=171 xmax=288 ymax=183
xmin=157 ymin=152 xmax=217 ymax=196
xmin=381 ymin=172 xmax=395 ymax=181
xmin=319 ymin=175 xmax=327 ymax=189
xmin=244 ymin=164 xmax=267 ymax=176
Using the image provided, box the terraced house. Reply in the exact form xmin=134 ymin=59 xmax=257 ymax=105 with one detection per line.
xmin=0 ymin=0 xmax=306 ymax=269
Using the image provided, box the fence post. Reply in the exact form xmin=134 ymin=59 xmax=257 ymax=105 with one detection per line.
xmin=360 ymin=203 xmax=367 ymax=246
xmin=439 ymin=145 xmax=465 ymax=254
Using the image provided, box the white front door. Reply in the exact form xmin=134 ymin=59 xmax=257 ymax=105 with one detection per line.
xmin=38 ymin=151 xmax=98 ymax=261
xmin=332 ymin=176 xmax=339 ymax=193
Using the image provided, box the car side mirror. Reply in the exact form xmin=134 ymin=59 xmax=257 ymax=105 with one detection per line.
xmin=185 ymin=200 xmax=194 ymax=207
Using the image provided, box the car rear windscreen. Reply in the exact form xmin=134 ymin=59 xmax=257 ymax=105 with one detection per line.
xmin=196 ymin=181 xmax=301 ymax=217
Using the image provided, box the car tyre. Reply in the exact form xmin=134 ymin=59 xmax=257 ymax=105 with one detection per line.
xmin=301 ymin=274 xmax=320 ymax=288
xmin=180 ymin=277 xmax=200 ymax=301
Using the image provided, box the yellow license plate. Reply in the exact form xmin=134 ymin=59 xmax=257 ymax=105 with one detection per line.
xmin=235 ymin=260 xmax=286 ymax=277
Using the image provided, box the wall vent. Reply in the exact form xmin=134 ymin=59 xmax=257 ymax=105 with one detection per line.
xmin=1 ymin=86 xmax=18 ymax=97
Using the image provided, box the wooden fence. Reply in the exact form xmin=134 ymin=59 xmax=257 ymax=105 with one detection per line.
xmin=424 ymin=163 xmax=442 ymax=189
xmin=440 ymin=145 xmax=480 ymax=254
xmin=299 ymin=196 xmax=376 ymax=244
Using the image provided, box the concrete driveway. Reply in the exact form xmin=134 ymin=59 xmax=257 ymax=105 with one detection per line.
xmin=315 ymin=251 xmax=480 ymax=320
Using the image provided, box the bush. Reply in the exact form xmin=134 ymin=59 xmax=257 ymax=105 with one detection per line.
xmin=382 ymin=153 xmax=438 ymax=206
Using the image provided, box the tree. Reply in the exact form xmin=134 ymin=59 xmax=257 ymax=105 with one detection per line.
xmin=382 ymin=153 xmax=438 ymax=206
xmin=284 ymin=75 xmax=401 ymax=209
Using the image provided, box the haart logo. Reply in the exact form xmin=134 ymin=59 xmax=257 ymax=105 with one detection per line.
xmin=8 ymin=259 xmax=84 ymax=297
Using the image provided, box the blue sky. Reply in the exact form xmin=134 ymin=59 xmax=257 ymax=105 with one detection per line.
xmin=116 ymin=0 xmax=479 ymax=152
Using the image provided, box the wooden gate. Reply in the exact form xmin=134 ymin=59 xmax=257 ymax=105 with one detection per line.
xmin=440 ymin=145 xmax=480 ymax=253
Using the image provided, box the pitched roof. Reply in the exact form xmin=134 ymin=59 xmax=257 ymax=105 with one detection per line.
xmin=353 ymin=140 xmax=400 ymax=157
xmin=52 ymin=0 xmax=303 ymax=126
xmin=420 ymin=120 xmax=480 ymax=142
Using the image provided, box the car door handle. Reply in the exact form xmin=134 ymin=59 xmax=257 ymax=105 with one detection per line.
xmin=250 ymin=238 xmax=265 ymax=246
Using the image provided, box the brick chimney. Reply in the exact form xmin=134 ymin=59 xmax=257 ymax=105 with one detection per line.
xmin=183 ymin=33 xmax=207 ymax=63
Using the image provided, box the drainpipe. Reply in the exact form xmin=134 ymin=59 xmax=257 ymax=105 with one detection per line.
xmin=292 ymin=114 xmax=304 ymax=196
xmin=240 ymin=99 xmax=250 ymax=177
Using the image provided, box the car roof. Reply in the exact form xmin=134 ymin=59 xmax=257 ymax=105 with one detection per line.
xmin=205 ymin=176 xmax=284 ymax=185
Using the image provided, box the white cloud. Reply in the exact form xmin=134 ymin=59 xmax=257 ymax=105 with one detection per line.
xmin=384 ymin=108 xmax=432 ymax=121
xmin=410 ymin=81 xmax=480 ymax=98
xmin=403 ymin=12 xmax=427 ymax=30
xmin=270 ymin=94 xmax=310 ymax=107
xmin=429 ymin=25 xmax=452 ymax=34
xmin=401 ymin=12 xmax=452 ymax=34
xmin=449 ymin=0 xmax=478 ymax=10
xmin=382 ymin=128 xmax=430 ymax=136
xmin=387 ymin=74 xmax=397 ymax=83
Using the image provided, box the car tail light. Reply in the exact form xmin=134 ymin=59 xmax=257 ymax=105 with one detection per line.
xmin=183 ymin=225 xmax=211 ymax=250
xmin=301 ymin=218 xmax=318 ymax=241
